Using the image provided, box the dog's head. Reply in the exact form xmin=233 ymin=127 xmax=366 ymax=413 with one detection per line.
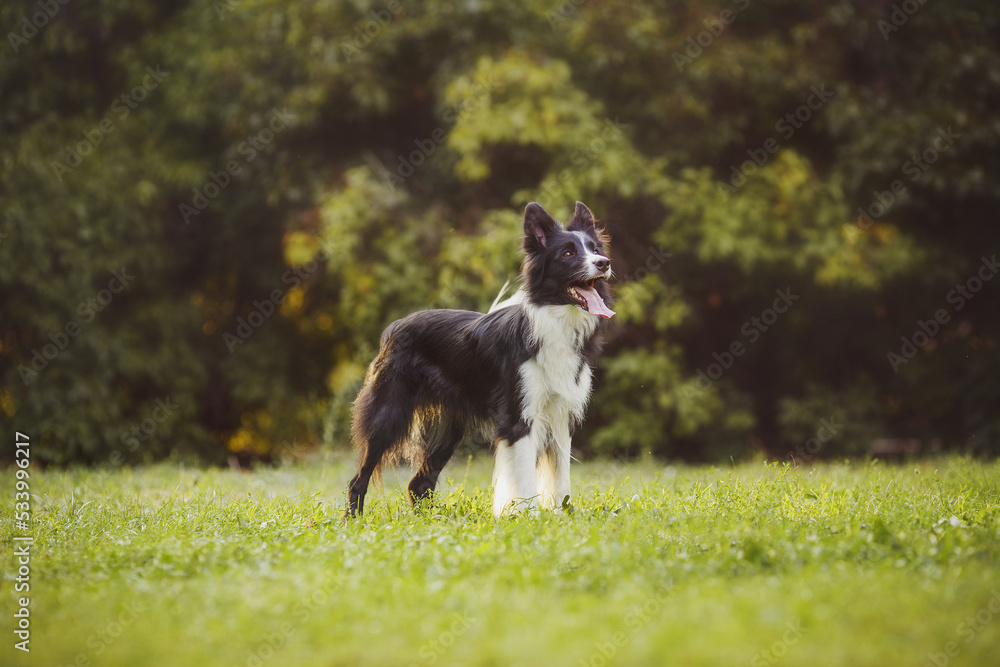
xmin=521 ymin=202 xmax=614 ymax=318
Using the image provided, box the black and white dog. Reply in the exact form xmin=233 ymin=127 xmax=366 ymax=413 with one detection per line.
xmin=346 ymin=201 xmax=614 ymax=517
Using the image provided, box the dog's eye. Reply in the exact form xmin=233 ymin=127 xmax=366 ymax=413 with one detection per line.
xmin=562 ymin=249 xmax=574 ymax=258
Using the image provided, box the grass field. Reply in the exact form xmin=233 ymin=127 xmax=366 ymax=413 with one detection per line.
xmin=2 ymin=454 xmax=999 ymax=667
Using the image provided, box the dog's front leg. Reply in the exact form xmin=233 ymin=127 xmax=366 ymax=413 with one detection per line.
xmin=492 ymin=433 xmax=540 ymax=517
xmin=540 ymin=421 xmax=572 ymax=510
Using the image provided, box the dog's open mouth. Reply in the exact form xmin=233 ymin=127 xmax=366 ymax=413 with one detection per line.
xmin=568 ymin=278 xmax=615 ymax=319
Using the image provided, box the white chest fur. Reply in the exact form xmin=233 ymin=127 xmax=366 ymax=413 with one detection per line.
xmin=519 ymin=304 xmax=597 ymax=431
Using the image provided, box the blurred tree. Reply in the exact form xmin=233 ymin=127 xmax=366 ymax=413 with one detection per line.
xmin=2 ymin=0 xmax=998 ymax=464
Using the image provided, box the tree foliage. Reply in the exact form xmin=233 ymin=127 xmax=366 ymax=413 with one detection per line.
xmin=2 ymin=0 xmax=998 ymax=464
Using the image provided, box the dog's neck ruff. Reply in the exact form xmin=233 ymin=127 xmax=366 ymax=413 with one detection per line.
xmin=520 ymin=301 xmax=597 ymax=428
xmin=524 ymin=301 xmax=598 ymax=352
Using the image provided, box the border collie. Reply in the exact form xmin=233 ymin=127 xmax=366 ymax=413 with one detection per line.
xmin=346 ymin=201 xmax=614 ymax=517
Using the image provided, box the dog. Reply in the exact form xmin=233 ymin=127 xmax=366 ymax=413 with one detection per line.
xmin=346 ymin=201 xmax=614 ymax=517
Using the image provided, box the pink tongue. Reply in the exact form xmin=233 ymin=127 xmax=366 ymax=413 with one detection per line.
xmin=578 ymin=286 xmax=615 ymax=319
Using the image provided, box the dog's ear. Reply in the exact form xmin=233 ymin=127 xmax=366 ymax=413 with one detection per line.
xmin=523 ymin=202 xmax=560 ymax=252
xmin=568 ymin=201 xmax=610 ymax=247
xmin=567 ymin=201 xmax=596 ymax=235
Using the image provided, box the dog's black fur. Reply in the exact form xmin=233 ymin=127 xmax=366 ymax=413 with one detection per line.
xmin=346 ymin=202 xmax=612 ymax=516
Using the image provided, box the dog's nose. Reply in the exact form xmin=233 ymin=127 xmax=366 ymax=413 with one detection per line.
xmin=595 ymin=258 xmax=610 ymax=272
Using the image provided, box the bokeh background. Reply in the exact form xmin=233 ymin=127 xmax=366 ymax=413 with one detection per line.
xmin=2 ymin=0 xmax=999 ymax=467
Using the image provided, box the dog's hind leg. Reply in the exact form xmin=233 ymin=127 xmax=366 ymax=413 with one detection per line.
xmin=346 ymin=375 xmax=415 ymax=518
xmin=408 ymin=417 xmax=464 ymax=507
xmin=347 ymin=453 xmax=380 ymax=518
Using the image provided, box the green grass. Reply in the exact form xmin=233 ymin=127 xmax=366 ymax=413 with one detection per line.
xmin=3 ymin=455 xmax=999 ymax=666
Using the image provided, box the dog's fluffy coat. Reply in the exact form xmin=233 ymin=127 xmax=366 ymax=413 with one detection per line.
xmin=347 ymin=202 xmax=613 ymax=517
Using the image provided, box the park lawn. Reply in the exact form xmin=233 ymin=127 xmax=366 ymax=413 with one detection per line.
xmin=2 ymin=454 xmax=999 ymax=667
